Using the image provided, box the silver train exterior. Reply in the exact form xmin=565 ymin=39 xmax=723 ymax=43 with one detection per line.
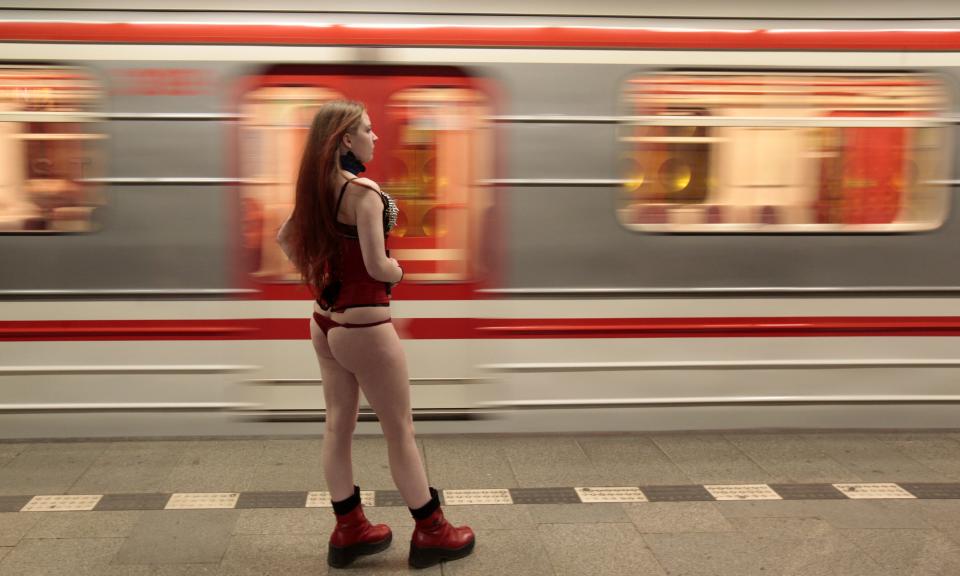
xmin=1 ymin=8 xmax=960 ymax=438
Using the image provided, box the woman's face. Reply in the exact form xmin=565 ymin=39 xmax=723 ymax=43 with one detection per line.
xmin=345 ymin=111 xmax=377 ymax=164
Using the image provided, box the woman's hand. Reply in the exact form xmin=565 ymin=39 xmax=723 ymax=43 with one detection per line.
xmin=388 ymin=258 xmax=403 ymax=285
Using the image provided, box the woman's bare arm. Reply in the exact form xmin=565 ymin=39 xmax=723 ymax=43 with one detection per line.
xmin=353 ymin=182 xmax=403 ymax=283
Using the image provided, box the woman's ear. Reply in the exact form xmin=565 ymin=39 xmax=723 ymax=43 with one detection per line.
xmin=341 ymin=132 xmax=352 ymax=150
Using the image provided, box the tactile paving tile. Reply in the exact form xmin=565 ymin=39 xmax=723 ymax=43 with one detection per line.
xmin=641 ymin=485 xmax=715 ymax=502
xmin=305 ymin=490 xmax=375 ymax=508
xmin=704 ymin=484 xmax=782 ymax=501
xmin=95 ymin=493 xmax=171 ymax=511
xmin=373 ymin=490 xmax=406 ymax=507
xmin=575 ymin=486 xmax=648 ymax=503
xmin=0 ymin=495 xmax=32 ymax=513
xmin=165 ymin=492 xmax=239 ymax=509
xmin=768 ymin=484 xmax=847 ymax=500
xmin=897 ymin=483 xmax=960 ymax=499
xmin=235 ymin=491 xmax=308 ymax=509
xmin=442 ymin=489 xmax=513 ymax=506
xmin=22 ymin=495 xmax=102 ymax=512
xmin=509 ymin=487 xmax=580 ymax=504
xmin=305 ymin=491 xmax=331 ymax=508
xmin=833 ymin=483 xmax=916 ymax=499
xmin=8 ymin=480 xmax=953 ymax=513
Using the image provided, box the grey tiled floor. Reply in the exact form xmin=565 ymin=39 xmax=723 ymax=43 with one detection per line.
xmin=0 ymin=431 xmax=958 ymax=575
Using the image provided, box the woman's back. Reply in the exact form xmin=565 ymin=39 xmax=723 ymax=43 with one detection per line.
xmin=320 ymin=173 xmax=399 ymax=322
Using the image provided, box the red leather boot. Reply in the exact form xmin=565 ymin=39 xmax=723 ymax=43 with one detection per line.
xmin=408 ymin=488 xmax=475 ymax=568
xmin=328 ymin=486 xmax=392 ymax=568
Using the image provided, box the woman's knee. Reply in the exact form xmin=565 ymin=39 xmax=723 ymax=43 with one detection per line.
xmin=380 ymin=413 xmax=416 ymax=445
xmin=323 ymin=392 xmax=359 ymax=438
xmin=325 ymin=412 xmax=358 ymax=438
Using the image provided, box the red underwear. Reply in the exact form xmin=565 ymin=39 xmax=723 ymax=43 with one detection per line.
xmin=313 ymin=312 xmax=392 ymax=337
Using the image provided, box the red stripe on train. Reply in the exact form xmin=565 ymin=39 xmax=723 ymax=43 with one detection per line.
xmin=0 ymin=320 xmax=256 ymax=341
xmin=0 ymin=318 xmax=476 ymax=341
xmin=478 ymin=317 xmax=960 ymax=337
xmin=1 ymin=22 xmax=960 ymax=51
xmin=3 ymin=317 xmax=960 ymax=341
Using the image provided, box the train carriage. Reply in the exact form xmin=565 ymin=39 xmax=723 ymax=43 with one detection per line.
xmin=1 ymin=3 xmax=960 ymax=437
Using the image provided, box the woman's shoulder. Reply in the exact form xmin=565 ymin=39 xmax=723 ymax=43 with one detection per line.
xmin=346 ymin=179 xmax=387 ymax=218
xmin=346 ymin=177 xmax=382 ymax=194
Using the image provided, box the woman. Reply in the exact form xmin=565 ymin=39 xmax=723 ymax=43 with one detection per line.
xmin=277 ymin=100 xmax=474 ymax=569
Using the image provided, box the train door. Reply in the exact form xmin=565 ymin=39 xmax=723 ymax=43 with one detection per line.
xmin=821 ymin=111 xmax=908 ymax=225
xmin=234 ymin=68 xmax=496 ymax=423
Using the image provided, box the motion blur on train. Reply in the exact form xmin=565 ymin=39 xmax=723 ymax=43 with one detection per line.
xmin=1 ymin=2 xmax=959 ymax=438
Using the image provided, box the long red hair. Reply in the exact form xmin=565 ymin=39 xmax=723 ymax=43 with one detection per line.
xmin=288 ymin=100 xmax=366 ymax=298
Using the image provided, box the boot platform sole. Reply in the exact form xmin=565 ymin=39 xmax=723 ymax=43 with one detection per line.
xmin=328 ymin=532 xmax=393 ymax=568
xmin=408 ymin=537 xmax=476 ymax=569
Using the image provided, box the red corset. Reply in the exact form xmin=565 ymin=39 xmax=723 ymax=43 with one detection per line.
xmin=318 ymin=235 xmax=390 ymax=312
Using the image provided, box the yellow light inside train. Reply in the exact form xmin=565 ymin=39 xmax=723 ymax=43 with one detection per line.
xmin=392 ymin=208 xmax=408 ymax=238
xmin=623 ymin=173 xmax=645 ymax=193
xmin=421 ymin=208 xmax=447 ymax=238
xmin=659 ymin=158 xmax=692 ymax=193
xmin=422 ymin=157 xmax=436 ymax=185
xmin=620 ymin=156 xmax=644 ymax=192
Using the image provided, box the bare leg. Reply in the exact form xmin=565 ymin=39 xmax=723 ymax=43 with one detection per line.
xmin=327 ymin=322 xmax=431 ymax=509
xmin=311 ymin=318 xmax=361 ymax=502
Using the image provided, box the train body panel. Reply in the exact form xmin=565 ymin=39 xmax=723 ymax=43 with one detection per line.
xmin=1 ymin=9 xmax=960 ymax=436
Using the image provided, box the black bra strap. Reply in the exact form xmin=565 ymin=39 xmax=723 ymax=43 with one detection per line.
xmin=334 ymin=178 xmax=358 ymax=221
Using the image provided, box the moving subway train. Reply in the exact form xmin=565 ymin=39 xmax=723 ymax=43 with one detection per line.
xmin=2 ymin=4 xmax=960 ymax=438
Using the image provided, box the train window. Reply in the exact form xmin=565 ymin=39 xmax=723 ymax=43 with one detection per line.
xmin=0 ymin=66 xmax=104 ymax=233
xmin=240 ymin=86 xmax=344 ymax=280
xmin=383 ymin=87 xmax=492 ymax=282
xmin=619 ymin=73 xmax=951 ymax=233
xmin=240 ymin=82 xmax=492 ymax=283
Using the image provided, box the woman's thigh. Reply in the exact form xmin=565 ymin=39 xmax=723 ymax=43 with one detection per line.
xmin=311 ymin=318 xmax=360 ymax=422
xmin=326 ymin=322 xmax=411 ymax=427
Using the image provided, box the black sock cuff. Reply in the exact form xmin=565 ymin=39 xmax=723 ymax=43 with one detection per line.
xmin=331 ymin=486 xmax=361 ymax=515
xmin=409 ymin=487 xmax=440 ymax=520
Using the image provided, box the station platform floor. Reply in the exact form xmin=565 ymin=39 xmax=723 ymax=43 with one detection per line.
xmin=1 ymin=430 xmax=960 ymax=575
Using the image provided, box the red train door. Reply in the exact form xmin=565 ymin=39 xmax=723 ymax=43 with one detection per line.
xmin=823 ymin=111 xmax=909 ymax=225
xmin=238 ymin=67 xmax=496 ymax=302
xmin=233 ymin=67 xmax=498 ymax=420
